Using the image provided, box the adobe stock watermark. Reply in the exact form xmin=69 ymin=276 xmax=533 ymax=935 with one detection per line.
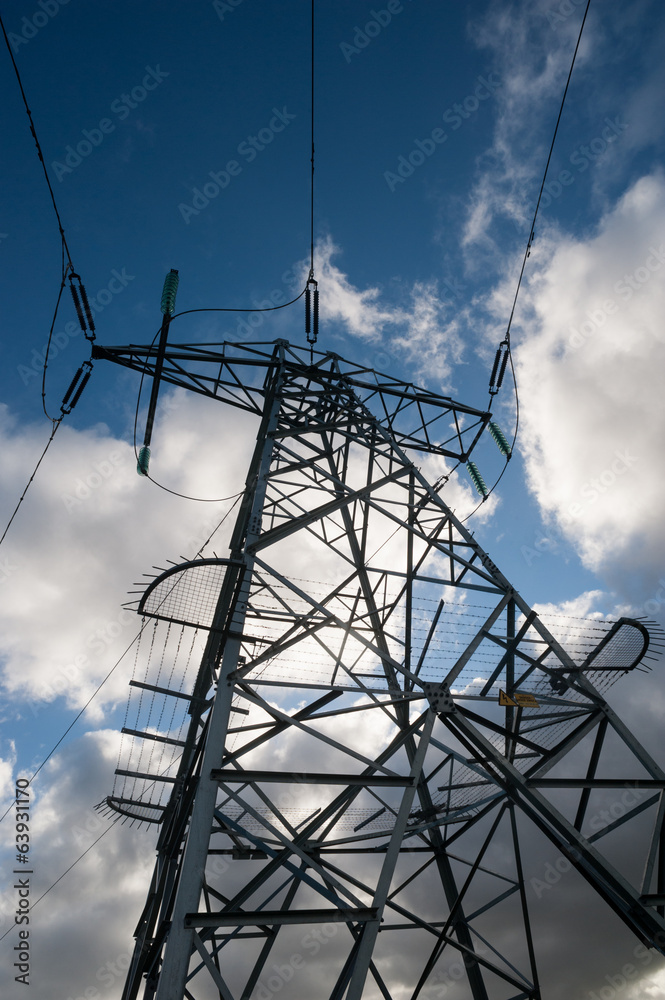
xmin=567 ymin=245 xmax=665 ymax=353
xmin=539 ymin=117 xmax=629 ymax=211
xmin=0 ymin=555 xmax=19 ymax=586
xmin=60 ymin=450 xmax=125 ymax=514
xmin=221 ymin=266 xmax=299 ymax=341
xmin=17 ymin=267 xmax=135 ymax=386
xmin=638 ymin=578 xmax=665 ymax=620
xmin=546 ymin=0 xmax=587 ymax=29
xmin=7 ymin=0 xmax=70 ymax=53
xmin=70 ymin=804 xmax=112 ymax=848
xmin=51 ymin=66 xmax=170 ymax=182
xmin=27 ymin=608 xmax=137 ymax=717
xmin=64 ymin=950 xmax=132 ymax=1000
xmin=178 ymin=106 xmax=296 ymax=224
xmin=422 ymin=942 xmax=491 ymax=997
xmin=339 ymin=1 xmax=413 ymax=63
xmin=530 ymin=783 xmax=649 ymax=898
xmin=584 ymin=935 xmax=665 ymax=1000
xmin=384 ymin=74 xmax=501 ymax=192
xmin=212 ymin=0 xmax=246 ymax=20
xmin=204 ymin=835 xmax=340 ymax=1000
xmin=521 ymin=448 xmax=638 ymax=568
xmin=253 ymin=917 xmax=339 ymax=1000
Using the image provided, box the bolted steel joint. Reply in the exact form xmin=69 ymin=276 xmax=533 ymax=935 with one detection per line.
xmin=423 ymin=681 xmax=454 ymax=714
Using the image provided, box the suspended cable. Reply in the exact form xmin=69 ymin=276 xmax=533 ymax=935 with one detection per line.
xmin=468 ymin=0 xmax=591 ymax=521
xmin=0 ymin=11 xmax=74 ymax=270
xmin=306 ymin=0 xmax=319 ymax=353
xmin=169 ymin=283 xmax=307 ymax=323
xmin=40 ymin=245 xmax=68 ymax=422
xmin=0 ymin=420 xmax=62 ymax=550
xmin=131 ymin=321 xmax=249 ymax=503
xmin=501 ymin=0 xmax=592 ymax=352
xmin=0 ymin=722 xmax=201 ymax=947
xmin=310 ymin=0 xmax=315 ymax=279
xmin=0 ymin=819 xmax=120 ymax=944
xmin=0 ymin=356 xmax=94 ymax=550
xmin=0 ymin=493 xmax=241 ymax=827
xmin=1 ymin=4 xmax=99 ymax=552
xmin=131 ymin=272 xmax=310 ymax=501
xmin=0 ymin=5 xmax=97 ymax=354
xmin=0 ymin=627 xmax=146 ymax=828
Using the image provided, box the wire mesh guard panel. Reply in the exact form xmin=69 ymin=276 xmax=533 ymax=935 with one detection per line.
xmin=103 ymin=575 xmax=665 ymax=994
xmin=106 ymin=556 xmax=650 ymax=833
xmin=581 ymin=616 xmax=649 ymax=671
xmin=138 ymin=559 xmax=235 ymax=629
xmin=101 ymin=618 xmax=207 ymax=822
xmin=223 ymin=575 xmax=645 ymax=823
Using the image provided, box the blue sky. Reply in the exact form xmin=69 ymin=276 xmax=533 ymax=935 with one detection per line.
xmin=1 ymin=0 xmax=665 ymax=997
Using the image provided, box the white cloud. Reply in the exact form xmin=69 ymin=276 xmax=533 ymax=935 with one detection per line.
xmin=390 ymin=280 xmax=465 ymax=386
xmin=0 ymin=391 xmax=256 ymax=716
xmin=626 ymin=965 xmax=665 ymax=997
xmin=0 ymin=730 xmax=154 ymax=1000
xmin=463 ymin=0 xmax=595 ymax=252
xmin=312 ymin=235 xmax=403 ymax=340
xmin=295 ymin=237 xmax=466 ymax=390
xmin=506 ymin=172 xmax=665 ymax=606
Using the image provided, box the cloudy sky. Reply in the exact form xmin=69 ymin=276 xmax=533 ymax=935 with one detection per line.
xmin=1 ymin=0 xmax=665 ymax=997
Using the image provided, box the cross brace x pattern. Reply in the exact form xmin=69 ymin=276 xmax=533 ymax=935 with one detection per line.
xmin=96 ymin=340 xmax=665 ymax=1000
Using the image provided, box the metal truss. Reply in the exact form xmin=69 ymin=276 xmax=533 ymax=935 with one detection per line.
xmin=95 ymin=339 xmax=665 ymax=1000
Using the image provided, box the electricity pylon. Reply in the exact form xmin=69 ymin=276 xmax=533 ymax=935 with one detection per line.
xmin=94 ymin=334 xmax=665 ymax=1000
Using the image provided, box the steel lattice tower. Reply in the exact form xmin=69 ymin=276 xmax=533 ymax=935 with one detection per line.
xmin=93 ymin=336 xmax=665 ymax=1000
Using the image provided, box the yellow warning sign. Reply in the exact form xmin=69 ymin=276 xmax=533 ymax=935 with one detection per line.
xmin=498 ymin=690 xmax=540 ymax=708
xmin=513 ymin=692 xmax=540 ymax=708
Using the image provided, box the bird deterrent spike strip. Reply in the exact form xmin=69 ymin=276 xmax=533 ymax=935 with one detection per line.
xmin=466 ymin=460 xmax=489 ymax=498
xmin=488 ymin=421 xmax=512 ymax=458
xmin=160 ymin=269 xmax=180 ymax=315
